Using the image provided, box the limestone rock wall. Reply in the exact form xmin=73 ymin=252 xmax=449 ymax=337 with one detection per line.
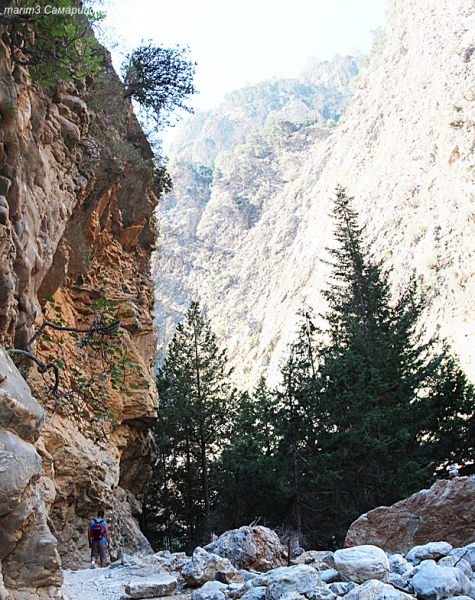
xmin=0 ymin=26 xmax=159 ymax=598
xmin=0 ymin=347 xmax=62 ymax=600
xmin=153 ymin=0 xmax=475 ymax=388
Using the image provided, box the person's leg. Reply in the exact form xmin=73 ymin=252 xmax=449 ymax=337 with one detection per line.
xmin=99 ymin=542 xmax=108 ymax=567
xmin=91 ymin=543 xmax=99 ymax=568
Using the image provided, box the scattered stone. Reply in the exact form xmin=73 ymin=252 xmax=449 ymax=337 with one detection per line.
xmin=182 ymin=547 xmax=239 ymax=586
xmin=124 ymin=574 xmax=177 ymax=599
xmin=437 ymin=555 xmax=473 ymax=579
xmin=240 ymin=587 xmax=267 ymax=600
xmin=449 ymin=543 xmax=475 ymax=569
xmin=334 ymin=545 xmax=390 ymax=584
xmin=306 ymin=589 xmax=337 ymax=600
xmin=292 ymin=552 xmax=335 ymax=571
xmin=388 ymin=573 xmax=412 ymax=593
xmin=389 ymin=555 xmax=411 ymax=576
xmin=408 ymin=559 xmax=471 ymax=600
xmin=264 ymin=565 xmax=323 ymax=600
xmin=216 ymin=570 xmax=245 ymax=584
xmin=329 ymin=581 xmax=358 ymax=596
xmin=345 ymin=478 xmax=475 ymax=553
xmin=406 ymin=542 xmax=453 ymax=564
xmin=192 ymin=581 xmax=228 ymax=600
xmin=319 ymin=569 xmax=339 ymax=584
xmin=205 ymin=526 xmax=287 ymax=572
xmin=342 ymin=579 xmax=415 ymax=600
xmin=240 ymin=570 xmax=258 ymax=582
xmin=235 ymin=573 xmax=270 ymax=598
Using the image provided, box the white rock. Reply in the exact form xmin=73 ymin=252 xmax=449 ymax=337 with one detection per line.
xmin=306 ymin=589 xmax=337 ymax=600
xmin=438 ymin=555 xmax=473 ymax=579
xmin=329 ymin=581 xmax=358 ymax=595
xmin=334 ymin=546 xmax=390 ymax=584
xmin=406 ymin=542 xmax=453 ymax=565
xmin=205 ymin=526 xmax=286 ymax=571
xmin=342 ymin=579 xmax=415 ymax=600
xmin=231 ymin=574 xmax=269 ymax=599
xmin=320 ymin=569 xmax=339 ymax=584
xmin=450 ymin=544 xmax=475 ymax=569
xmin=192 ymin=581 xmax=228 ymax=600
xmin=240 ymin=586 xmax=267 ymax=600
xmin=389 ymin=554 xmax=411 ymax=575
xmin=409 ymin=559 xmax=471 ymax=600
xmin=265 ymin=564 xmax=323 ymax=600
xmin=124 ymin=574 xmax=177 ymax=599
xmin=182 ymin=547 xmax=239 ymax=586
xmin=388 ymin=573 xmax=411 ymax=592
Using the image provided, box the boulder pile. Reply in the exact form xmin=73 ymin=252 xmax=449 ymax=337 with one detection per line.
xmin=88 ymin=525 xmax=475 ymax=600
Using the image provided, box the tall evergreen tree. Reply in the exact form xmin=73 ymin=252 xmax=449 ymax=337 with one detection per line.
xmin=143 ymin=301 xmax=237 ymax=551
xmin=211 ymin=377 xmax=285 ymax=532
xmin=305 ymin=187 xmax=475 ymax=547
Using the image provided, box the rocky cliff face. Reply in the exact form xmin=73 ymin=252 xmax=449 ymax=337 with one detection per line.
xmin=153 ymin=55 xmax=359 ymax=369
xmin=153 ymin=0 xmax=475 ymax=388
xmin=0 ymin=30 xmax=158 ymax=599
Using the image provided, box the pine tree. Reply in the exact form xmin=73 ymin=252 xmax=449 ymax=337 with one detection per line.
xmin=305 ymin=187 xmax=475 ymax=547
xmin=211 ymin=377 xmax=285 ymax=532
xmin=143 ymin=301 xmax=237 ymax=551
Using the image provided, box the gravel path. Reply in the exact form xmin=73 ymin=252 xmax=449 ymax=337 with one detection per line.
xmin=63 ymin=565 xmax=130 ymax=600
xmin=63 ymin=560 xmax=192 ymax=600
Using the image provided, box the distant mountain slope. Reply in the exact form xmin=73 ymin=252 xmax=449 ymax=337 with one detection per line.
xmin=153 ymin=0 xmax=475 ymax=387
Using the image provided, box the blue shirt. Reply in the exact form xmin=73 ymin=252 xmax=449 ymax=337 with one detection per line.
xmin=90 ymin=519 xmax=107 ymax=543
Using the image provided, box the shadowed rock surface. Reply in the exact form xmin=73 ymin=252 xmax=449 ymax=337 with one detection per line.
xmin=345 ymin=478 xmax=475 ymax=553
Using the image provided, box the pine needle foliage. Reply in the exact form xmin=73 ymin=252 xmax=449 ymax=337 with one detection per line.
xmin=144 ymin=301 xmax=238 ymax=552
xmin=302 ymin=187 xmax=475 ymax=547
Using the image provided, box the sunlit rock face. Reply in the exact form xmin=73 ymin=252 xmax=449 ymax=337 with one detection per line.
xmin=0 ymin=28 xmax=158 ymax=598
xmin=153 ymin=0 xmax=475 ymax=388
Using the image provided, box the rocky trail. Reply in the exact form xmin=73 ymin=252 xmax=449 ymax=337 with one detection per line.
xmin=63 ymin=561 xmax=192 ymax=600
xmin=60 ymin=520 xmax=475 ymax=600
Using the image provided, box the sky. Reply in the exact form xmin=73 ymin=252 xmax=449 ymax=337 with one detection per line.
xmin=99 ymin=0 xmax=388 ymax=113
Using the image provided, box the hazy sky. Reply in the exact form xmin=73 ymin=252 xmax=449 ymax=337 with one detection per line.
xmin=100 ymin=0 xmax=388 ymax=112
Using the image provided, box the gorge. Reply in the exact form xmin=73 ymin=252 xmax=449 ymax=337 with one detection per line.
xmin=1 ymin=0 xmax=475 ymax=598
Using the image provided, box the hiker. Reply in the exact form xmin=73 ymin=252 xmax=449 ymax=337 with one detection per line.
xmin=88 ymin=510 xmax=110 ymax=568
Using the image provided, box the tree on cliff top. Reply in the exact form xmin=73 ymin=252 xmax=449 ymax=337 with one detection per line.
xmin=122 ymin=42 xmax=197 ymax=132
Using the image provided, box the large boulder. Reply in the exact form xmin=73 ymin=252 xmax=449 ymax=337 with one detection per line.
xmin=345 ymin=478 xmax=475 ymax=553
xmin=205 ymin=526 xmax=287 ymax=572
xmin=408 ymin=560 xmax=472 ymax=600
xmin=264 ymin=565 xmax=323 ymax=600
xmin=182 ymin=547 xmax=241 ymax=586
xmin=343 ymin=579 xmax=415 ymax=600
xmin=334 ymin=545 xmax=390 ymax=584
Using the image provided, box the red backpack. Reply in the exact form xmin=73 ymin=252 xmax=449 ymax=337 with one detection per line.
xmin=91 ymin=519 xmax=105 ymax=541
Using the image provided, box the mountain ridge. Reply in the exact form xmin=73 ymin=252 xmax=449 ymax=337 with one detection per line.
xmin=153 ymin=0 xmax=475 ymax=388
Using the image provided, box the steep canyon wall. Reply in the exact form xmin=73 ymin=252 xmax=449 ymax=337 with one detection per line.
xmin=0 ymin=31 xmax=158 ymax=599
xmin=153 ymin=0 xmax=475 ymax=389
